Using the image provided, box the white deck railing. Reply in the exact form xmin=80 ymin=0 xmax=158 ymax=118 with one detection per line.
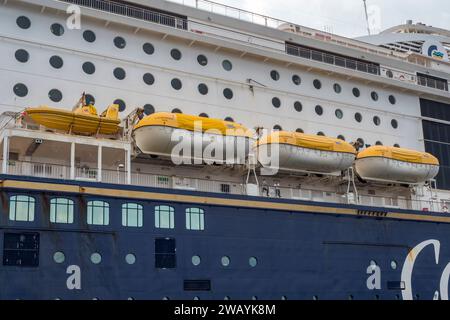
xmin=3 ymin=160 xmax=445 ymax=213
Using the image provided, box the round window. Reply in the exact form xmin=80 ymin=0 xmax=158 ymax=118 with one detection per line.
xmin=296 ymin=128 xmax=304 ymax=133
xmin=13 ymin=83 xmax=28 ymax=97
xmin=198 ymin=83 xmax=208 ymax=95
xmin=391 ymin=260 xmax=397 ymax=270
xmin=143 ymin=42 xmax=155 ymax=55
xmin=113 ymin=99 xmax=126 ymax=112
xmin=222 ymin=59 xmax=232 ymax=71
xmin=225 ymin=117 xmax=234 ymax=122
xmin=313 ymin=79 xmax=322 ymax=89
xmin=143 ymin=104 xmax=155 ymax=115
xmin=125 ymin=253 xmax=136 ymax=265
xmin=354 ymin=112 xmax=362 ymax=123
xmin=143 ymin=73 xmax=155 ymax=85
xmin=197 ymin=54 xmax=208 ymax=66
xmin=49 ymin=55 xmax=63 ymax=69
xmin=389 ymin=95 xmax=396 ymax=105
xmin=53 ymin=251 xmax=65 ymax=264
xmin=272 ymin=97 xmax=281 ymax=108
xmin=373 ymin=116 xmax=381 ymax=126
xmin=352 ymin=87 xmax=360 ymax=97
xmin=337 ymin=135 xmax=345 ymax=141
xmin=249 ymin=257 xmax=257 ymax=267
xmin=294 ymin=101 xmax=302 ymax=112
xmin=171 ymin=78 xmax=182 ymax=90
xmin=270 ymin=70 xmax=280 ymax=81
xmin=335 ymin=109 xmax=343 ymax=119
xmin=371 ymin=91 xmax=379 ymax=101
xmin=50 ymin=23 xmax=64 ymax=36
xmin=394 ymin=144 xmax=400 ymax=148
xmin=391 ymin=119 xmax=398 ymax=129
xmin=221 ymin=256 xmax=230 ymax=267
xmin=292 ymin=75 xmax=301 ymax=85
xmin=85 ymin=94 xmax=95 ymax=105
xmin=114 ymin=36 xmax=126 ymax=49
xmin=172 ymin=108 xmax=182 ymax=114
xmin=83 ymin=30 xmax=96 ymax=43
xmin=170 ymin=48 xmax=182 ymax=60
xmin=199 ymin=113 xmax=209 ymax=118
xmin=48 ymin=89 xmax=63 ymax=102
xmin=357 ymin=138 xmax=365 ymax=147
xmin=15 ymin=49 xmax=29 ymax=63
xmin=192 ymin=255 xmax=201 ymax=266
xmin=315 ymin=105 xmax=323 ymax=116
xmin=113 ymin=67 xmax=126 ymax=80
xmin=82 ymin=61 xmax=96 ymax=75
xmin=333 ymin=83 xmax=342 ymax=94
xmin=375 ymin=141 xmax=383 ymax=145
xmin=273 ymin=125 xmax=282 ymax=131
xmin=223 ymin=88 xmax=233 ymax=100
xmin=90 ymin=253 xmax=102 ymax=264
xmin=317 ymin=131 xmax=325 ymax=136
xmin=17 ymin=16 xmax=31 ymax=29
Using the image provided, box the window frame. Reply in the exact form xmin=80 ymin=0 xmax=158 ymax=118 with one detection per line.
xmin=185 ymin=207 xmax=205 ymax=231
xmin=155 ymin=205 xmax=175 ymax=229
xmin=122 ymin=202 xmax=143 ymax=227
xmin=87 ymin=200 xmax=110 ymax=226
xmin=9 ymin=195 xmax=35 ymax=222
xmin=50 ymin=197 xmax=74 ymax=224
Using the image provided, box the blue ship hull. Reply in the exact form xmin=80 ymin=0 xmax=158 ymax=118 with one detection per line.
xmin=1 ymin=174 xmax=449 ymax=300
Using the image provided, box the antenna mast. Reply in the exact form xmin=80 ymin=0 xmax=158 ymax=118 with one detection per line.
xmin=363 ymin=0 xmax=371 ymax=35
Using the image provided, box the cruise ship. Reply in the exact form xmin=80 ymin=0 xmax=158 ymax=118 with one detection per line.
xmin=1 ymin=0 xmax=450 ymax=300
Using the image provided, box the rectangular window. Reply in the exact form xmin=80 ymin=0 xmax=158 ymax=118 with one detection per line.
xmin=155 ymin=238 xmax=176 ymax=269
xmin=50 ymin=198 xmax=74 ymax=224
xmin=122 ymin=203 xmax=143 ymax=227
xmin=186 ymin=208 xmax=205 ymax=231
xmin=9 ymin=195 xmax=35 ymax=222
xmin=87 ymin=200 xmax=109 ymax=225
xmin=155 ymin=205 xmax=174 ymax=229
xmin=3 ymin=232 xmax=39 ymax=267
xmin=220 ymin=184 xmax=230 ymax=193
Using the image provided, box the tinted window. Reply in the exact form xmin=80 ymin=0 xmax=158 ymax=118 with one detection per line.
xmin=224 ymin=117 xmax=234 ymax=122
xmin=82 ymin=61 xmax=96 ymax=74
xmin=270 ymin=70 xmax=280 ymax=81
xmin=197 ymin=54 xmax=208 ymax=66
xmin=313 ymin=79 xmax=322 ymax=89
xmin=352 ymin=88 xmax=360 ymax=97
xmin=143 ymin=43 xmax=155 ymax=55
xmin=292 ymin=75 xmax=301 ymax=85
xmin=16 ymin=16 xmax=31 ymax=29
xmin=223 ymin=88 xmax=233 ymax=99
xmin=144 ymin=104 xmax=155 ymax=115
xmin=198 ymin=83 xmax=208 ymax=95
xmin=50 ymin=23 xmax=64 ymax=36
xmin=317 ymin=131 xmax=325 ymax=136
xmin=113 ymin=67 xmax=126 ymax=80
xmin=143 ymin=73 xmax=155 ymax=85
xmin=171 ymin=78 xmax=182 ymax=90
xmin=335 ymin=109 xmax=343 ymax=119
xmin=114 ymin=36 xmax=126 ymax=49
xmin=48 ymin=89 xmax=62 ymax=102
xmin=296 ymin=128 xmax=304 ymax=133
xmin=199 ymin=113 xmax=209 ymax=118
xmin=49 ymin=55 xmax=63 ymax=69
xmin=172 ymin=108 xmax=182 ymax=114
xmin=13 ymin=83 xmax=28 ymax=97
xmin=155 ymin=238 xmax=176 ymax=269
xmin=355 ymin=112 xmax=362 ymax=123
xmin=15 ymin=49 xmax=29 ymax=63
xmin=294 ymin=101 xmax=302 ymax=112
xmin=315 ymin=105 xmax=323 ymax=115
xmin=83 ymin=30 xmax=96 ymax=43
xmin=391 ymin=119 xmax=398 ymax=129
xmin=389 ymin=95 xmax=396 ymax=105
xmin=273 ymin=125 xmax=282 ymax=131
xmin=373 ymin=116 xmax=381 ymax=126
xmin=170 ymin=49 xmax=182 ymax=60
xmin=371 ymin=91 xmax=379 ymax=101
xmin=333 ymin=83 xmax=342 ymax=93
xmin=272 ymin=97 xmax=281 ymax=108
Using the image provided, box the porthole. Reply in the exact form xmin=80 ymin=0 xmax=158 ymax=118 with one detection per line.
xmin=143 ymin=42 xmax=155 ymax=55
xmin=83 ymin=30 xmax=96 ymax=43
xmin=373 ymin=116 xmax=381 ymax=126
xmin=53 ymin=251 xmax=65 ymax=264
xmin=296 ymin=128 xmax=304 ymax=133
xmin=249 ymin=257 xmax=257 ymax=267
xmin=225 ymin=117 xmax=234 ymax=122
xmin=348 ymin=295 xmax=354 ymax=300
xmin=143 ymin=104 xmax=155 ymax=115
xmin=292 ymin=74 xmax=301 ymax=85
xmin=375 ymin=141 xmax=383 ymax=145
xmin=294 ymin=101 xmax=302 ymax=112
xmin=49 ymin=55 xmax=63 ymax=69
xmin=197 ymin=54 xmax=208 ymax=66
xmin=281 ymin=296 xmax=287 ymax=300
xmin=224 ymin=296 xmax=230 ymax=300
xmin=394 ymin=144 xmax=400 ymax=148
xmin=315 ymin=105 xmax=323 ymax=116
xmin=127 ymin=297 xmax=134 ymax=300
xmin=270 ymin=70 xmax=280 ymax=81
xmin=371 ymin=91 xmax=379 ymax=101
xmin=193 ymin=296 xmax=200 ymax=300
xmin=199 ymin=113 xmax=209 ymax=118
xmin=357 ymin=138 xmax=365 ymax=147
xmin=389 ymin=95 xmax=396 ymax=105
xmin=143 ymin=73 xmax=155 ymax=85
xmin=352 ymin=87 xmax=360 ymax=97
xmin=114 ymin=36 xmax=126 ymax=49
xmin=192 ymin=255 xmax=201 ymax=266
xmin=335 ymin=109 xmax=343 ymax=119
xmin=317 ymin=131 xmax=325 ymax=136
xmin=113 ymin=67 xmax=126 ymax=80
xmin=252 ymin=296 xmax=258 ymax=300
xmin=354 ymin=112 xmax=362 ymax=123
xmin=272 ymin=97 xmax=281 ymax=108
xmin=313 ymin=79 xmax=322 ymax=89
xmin=50 ymin=23 xmax=64 ymax=36
xmin=222 ymin=59 xmax=232 ymax=71
xmin=172 ymin=108 xmax=182 ymax=114
xmin=82 ymin=61 xmax=96 ymax=75
xmin=48 ymin=89 xmax=62 ymax=102
xmin=171 ymin=78 xmax=182 ymax=90
xmin=13 ymin=83 xmax=28 ymax=97
xmin=370 ymin=260 xmax=377 ymax=266
xmin=125 ymin=253 xmax=136 ymax=265
xmin=273 ymin=125 xmax=282 ymax=131
xmin=114 ymin=99 xmax=126 ymax=112
xmin=221 ymin=256 xmax=230 ymax=267
xmin=170 ymin=48 xmax=182 ymax=60
xmin=223 ymin=88 xmax=233 ymax=100
xmin=391 ymin=119 xmax=398 ymax=129
xmin=198 ymin=83 xmax=208 ymax=95
xmin=337 ymin=135 xmax=345 ymax=141
xmin=85 ymin=94 xmax=95 ymax=105
xmin=17 ymin=16 xmax=31 ymax=29
xmin=313 ymin=296 xmax=319 ymax=300
xmin=162 ymin=297 xmax=170 ymax=300
xmin=90 ymin=253 xmax=102 ymax=264
xmin=391 ymin=260 xmax=397 ymax=269
xmin=333 ymin=83 xmax=342 ymax=93
xmin=15 ymin=49 xmax=29 ymax=63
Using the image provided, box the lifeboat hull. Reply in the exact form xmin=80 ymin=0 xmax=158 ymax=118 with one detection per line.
xmin=256 ymin=143 xmax=356 ymax=174
xmin=25 ymin=107 xmax=120 ymax=135
xmin=133 ymin=125 xmax=252 ymax=165
xmin=354 ymin=157 xmax=439 ymax=183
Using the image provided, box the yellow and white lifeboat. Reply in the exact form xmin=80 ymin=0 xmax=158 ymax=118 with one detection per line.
xmin=354 ymin=145 xmax=439 ymax=183
xmin=255 ymin=131 xmax=357 ymax=174
xmin=133 ymin=112 xmax=254 ymax=164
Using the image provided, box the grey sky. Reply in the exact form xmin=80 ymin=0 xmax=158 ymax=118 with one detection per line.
xmin=207 ymin=0 xmax=450 ymax=38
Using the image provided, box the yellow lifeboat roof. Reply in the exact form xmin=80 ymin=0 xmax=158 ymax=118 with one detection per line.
xmin=357 ymin=145 xmax=439 ymax=165
xmin=133 ymin=112 xmax=253 ymax=137
xmin=257 ymin=131 xmax=356 ymax=154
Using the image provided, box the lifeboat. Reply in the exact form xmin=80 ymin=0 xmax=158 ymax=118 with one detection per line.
xmin=354 ymin=145 xmax=439 ymax=183
xmin=255 ymin=131 xmax=357 ymax=174
xmin=24 ymin=103 xmax=120 ymax=135
xmin=133 ymin=112 xmax=253 ymax=164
